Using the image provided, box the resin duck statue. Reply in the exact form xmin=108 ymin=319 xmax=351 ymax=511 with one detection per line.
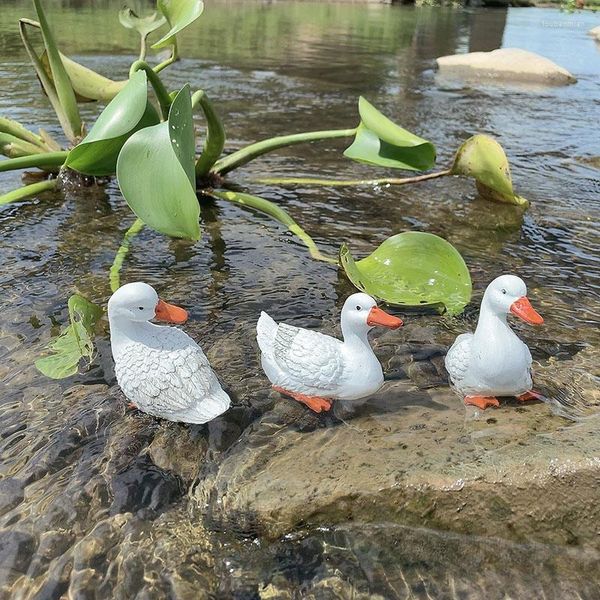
xmin=445 ymin=274 xmax=544 ymax=410
xmin=108 ymin=282 xmax=230 ymax=424
xmin=256 ymin=293 xmax=403 ymax=413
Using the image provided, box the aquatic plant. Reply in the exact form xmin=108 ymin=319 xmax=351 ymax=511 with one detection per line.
xmin=0 ymin=0 xmax=528 ymax=378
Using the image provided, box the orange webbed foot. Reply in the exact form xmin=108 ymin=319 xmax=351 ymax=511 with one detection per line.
xmin=464 ymin=395 xmax=500 ymax=410
xmin=273 ymin=386 xmax=332 ymax=413
xmin=517 ymin=390 xmax=544 ymax=402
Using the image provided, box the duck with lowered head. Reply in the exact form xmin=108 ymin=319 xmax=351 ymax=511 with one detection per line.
xmin=256 ymin=293 xmax=403 ymax=413
xmin=445 ymin=275 xmax=544 ymax=410
xmin=108 ymin=282 xmax=230 ymax=424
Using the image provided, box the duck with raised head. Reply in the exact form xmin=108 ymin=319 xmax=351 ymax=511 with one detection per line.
xmin=256 ymin=293 xmax=403 ymax=413
xmin=108 ymin=282 xmax=230 ymax=423
xmin=445 ymin=274 xmax=544 ymax=410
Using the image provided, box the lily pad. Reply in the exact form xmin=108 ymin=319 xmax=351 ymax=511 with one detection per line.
xmin=451 ymin=134 xmax=528 ymax=206
xmin=35 ymin=294 xmax=103 ymax=379
xmin=344 ymin=97 xmax=436 ymax=171
xmin=116 ymin=84 xmax=200 ymax=240
xmin=152 ymin=0 xmax=204 ymax=49
xmin=339 ymin=232 xmax=472 ymax=315
xmin=66 ymin=70 xmax=159 ymax=176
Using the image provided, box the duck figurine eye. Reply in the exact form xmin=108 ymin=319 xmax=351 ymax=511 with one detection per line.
xmin=138 ymin=306 xmax=144 ymax=310
xmin=501 ymin=289 xmax=507 ymax=295
xmin=356 ymin=305 xmax=362 ymax=311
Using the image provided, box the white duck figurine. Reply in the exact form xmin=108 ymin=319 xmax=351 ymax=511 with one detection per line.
xmin=256 ymin=293 xmax=403 ymax=413
xmin=108 ymin=282 xmax=230 ymax=423
xmin=445 ymin=274 xmax=544 ymax=410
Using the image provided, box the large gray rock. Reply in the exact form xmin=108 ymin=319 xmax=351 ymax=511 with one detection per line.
xmin=436 ymin=48 xmax=576 ymax=85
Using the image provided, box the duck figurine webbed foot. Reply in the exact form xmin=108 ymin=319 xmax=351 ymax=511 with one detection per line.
xmin=256 ymin=293 xmax=403 ymax=413
xmin=108 ymin=282 xmax=231 ymax=424
xmin=445 ymin=275 xmax=544 ymax=410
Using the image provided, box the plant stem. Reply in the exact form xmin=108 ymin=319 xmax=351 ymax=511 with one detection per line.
xmin=0 ymin=117 xmax=48 ymax=150
xmin=153 ymin=43 xmax=179 ymax=74
xmin=0 ymin=179 xmax=57 ymax=205
xmin=212 ymin=128 xmax=357 ymax=175
xmin=252 ymin=169 xmax=453 ymax=187
xmin=129 ymin=60 xmax=172 ymax=120
xmin=109 ymin=218 xmax=145 ymax=292
xmin=207 ymin=189 xmax=337 ymax=264
xmin=138 ymin=34 xmax=147 ymax=62
xmin=0 ymin=151 xmax=68 ymax=173
xmin=192 ymin=90 xmax=226 ymax=178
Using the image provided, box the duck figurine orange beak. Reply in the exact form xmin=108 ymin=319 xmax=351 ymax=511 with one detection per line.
xmin=154 ymin=299 xmax=189 ymax=324
xmin=367 ymin=306 xmax=403 ymax=329
xmin=510 ymin=296 xmax=543 ymax=325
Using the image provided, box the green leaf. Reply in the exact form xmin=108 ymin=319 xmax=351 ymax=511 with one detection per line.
xmin=339 ymin=232 xmax=472 ymax=315
xmin=35 ymin=294 xmax=103 ymax=379
xmin=450 ymin=134 xmax=528 ymax=207
xmin=66 ymin=71 xmax=160 ymax=176
xmin=344 ymin=97 xmax=436 ymax=171
xmin=152 ymin=0 xmax=204 ymax=49
xmin=31 ymin=1 xmax=82 ymax=140
xmin=116 ymin=84 xmax=200 ymax=240
xmin=119 ymin=8 xmax=166 ymax=37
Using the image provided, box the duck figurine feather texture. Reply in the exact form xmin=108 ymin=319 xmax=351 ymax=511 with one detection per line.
xmin=256 ymin=293 xmax=403 ymax=413
xmin=445 ymin=274 xmax=544 ymax=410
xmin=108 ymin=282 xmax=230 ymax=423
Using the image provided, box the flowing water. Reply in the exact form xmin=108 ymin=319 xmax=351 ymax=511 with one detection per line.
xmin=0 ymin=1 xmax=600 ymax=598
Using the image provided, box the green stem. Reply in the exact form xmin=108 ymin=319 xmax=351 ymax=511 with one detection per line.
xmin=138 ymin=34 xmax=147 ymax=62
xmin=0 ymin=151 xmax=68 ymax=173
xmin=207 ymin=189 xmax=337 ymax=264
xmin=252 ymin=169 xmax=453 ymax=187
xmin=129 ymin=60 xmax=172 ymax=119
xmin=109 ymin=218 xmax=145 ymax=292
xmin=212 ymin=128 xmax=357 ymax=175
xmin=0 ymin=179 xmax=57 ymax=205
xmin=192 ymin=90 xmax=226 ymax=178
xmin=153 ymin=42 xmax=178 ymax=74
xmin=0 ymin=117 xmax=48 ymax=150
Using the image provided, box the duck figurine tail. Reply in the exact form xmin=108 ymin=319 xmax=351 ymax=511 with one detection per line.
xmin=256 ymin=293 xmax=403 ymax=413
xmin=445 ymin=274 xmax=544 ymax=410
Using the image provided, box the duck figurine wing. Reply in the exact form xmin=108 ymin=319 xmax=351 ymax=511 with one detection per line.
xmin=445 ymin=332 xmax=473 ymax=390
xmin=257 ymin=312 xmax=345 ymax=396
xmin=115 ymin=327 xmax=230 ymax=423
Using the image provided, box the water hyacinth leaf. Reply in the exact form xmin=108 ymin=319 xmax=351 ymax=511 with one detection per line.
xmin=152 ymin=0 xmax=204 ymax=49
xmin=35 ymin=294 xmax=103 ymax=379
xmin=451 ymin=134 xmax=528 ymax=206
xmin=41 ymin=50 xmax=127 ymax=102
xmin=117 ymin=84 xmax=200 ymax=240
xmin=66 ymin=71 xmax=159 ymax=176
xmin=119 ymin=8 xmax=166 ymax=37
xmin=339 ymin=232 xmax=472 ymax=315
xmin=344 ymin=97 xmax=436 ymax=171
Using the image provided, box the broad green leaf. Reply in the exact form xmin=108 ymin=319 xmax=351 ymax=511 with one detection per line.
xmin=35 ymin=294 xmax=103 ymax=379
xmin=117 ymin=84 xmax=200 ymax=240
xmin=451 ymin=135 xmax=528 ymax=207
xmin=31 ymin=1 xmax=82 ymax=140
xmin=344 ymin=97 xmax=436 ymax=171
xmin=41 ymin=50 xmax=127 ymax=102
xmin=339 ymin=232 xmax=472 ymax=315
xmin=119 ymin=8 xmax=166 ymax=37
xmin=66 ymin=71 xmax=160 ymax=176
xmin=152 ymin=0 xmax=204 ymax=49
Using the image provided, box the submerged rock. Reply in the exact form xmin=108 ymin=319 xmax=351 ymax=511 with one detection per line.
xmin=436 ymin=48 xmax=577 ymax=85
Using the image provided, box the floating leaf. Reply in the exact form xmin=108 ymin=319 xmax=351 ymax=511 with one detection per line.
xmin=451 ymin=134 xmax=528 ymax=206
xmin=340 ymin=232 xmax=472 ymax=315
xmin=344 ymin=97 xmax=436 ymax=171
xmin=119 ymin=8 xmax=166 ymax=37
xmin=117 ymin=84 xmax=200 ymax=240
xmin=66 ymin=71 xmax=159 ymax=176
xmin=152 ymin=0 xmax=204 ymax=49
xmin=40 ymin=50 xmax=127 ymax=103
xmin=35 ymin=294 xmax=103 ymax=379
